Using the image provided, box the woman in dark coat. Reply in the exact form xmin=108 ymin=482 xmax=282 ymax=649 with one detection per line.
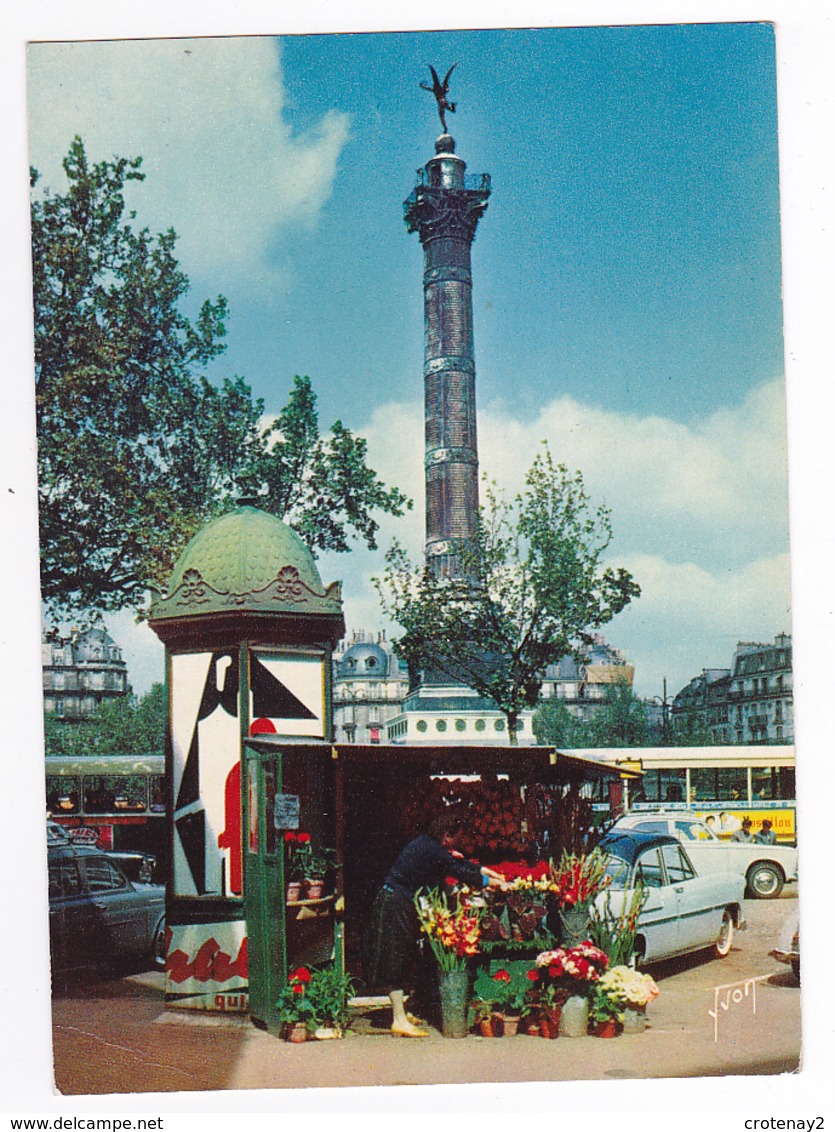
xmin=367 ymin=810 xmax=503 ymax=1037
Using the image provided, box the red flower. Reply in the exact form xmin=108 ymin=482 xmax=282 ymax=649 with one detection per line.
xmin=291 ymin=966 xmax=312 ymax=984
xmin=493 ymin=969 xmax=511 ymax=983
xmin=526 ymin=970 xmax=539 ymax=981
xmin=292 ymin=984 xmax=304 ymax=995
xmin=284 ymin=831 xmax=297 ymax=842
xmin=296 ymin=832 xmax=311 ymax=844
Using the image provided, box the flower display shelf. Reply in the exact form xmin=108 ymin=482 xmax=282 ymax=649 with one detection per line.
xmin=285 ymin=894 xmax=334 ymax=920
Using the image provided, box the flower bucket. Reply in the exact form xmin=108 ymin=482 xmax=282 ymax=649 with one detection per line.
xmin=438 ymin=969 xmax=470 ymax=1039
xmin=622 ymin=1005 xmax=647 ymax=1034
xmin=558 ymin=905 xmax=590 ymax=948
xmin=558 ymin=994 xmax=589 ymax=1038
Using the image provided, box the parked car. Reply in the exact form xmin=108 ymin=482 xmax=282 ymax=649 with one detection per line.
xmin=770 ymin=908 xmax=800 ymax=981
xmin=48 ymin=840 xmax=166 ymax=973
xmin=611 ymin=810 xmax=798 ymax=899
xmin=104 ymin=850 xmax=158 ymax=885
xmin=597 ymin=830 xmax=746 ymax=966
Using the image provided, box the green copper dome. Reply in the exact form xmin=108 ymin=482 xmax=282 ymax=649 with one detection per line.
xmin=148 ymin=504 xmax=342 ymax=624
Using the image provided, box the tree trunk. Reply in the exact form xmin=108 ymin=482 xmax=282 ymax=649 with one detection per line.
xmin=507 ymin=712 xmax=519 ymax=746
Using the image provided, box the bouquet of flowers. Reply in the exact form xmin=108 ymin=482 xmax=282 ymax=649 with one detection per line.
xmin=534 ymin=942 xmax=610 ymax=998
xmin=589 ymin=881 xmax=648 ymax=967
xmin=601 ymin=965 xmax=659 ymax=1009
xmin=415 ymin=888 xmax=483 ymax=972
xmin=548 ymin=850 xmax=611 ymax=909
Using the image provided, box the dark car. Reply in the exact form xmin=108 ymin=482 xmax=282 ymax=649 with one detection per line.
xmin=105 ymin=850 xmax=158 ymax=885
xmin=48 ymin=841 xmax=166 ymax=973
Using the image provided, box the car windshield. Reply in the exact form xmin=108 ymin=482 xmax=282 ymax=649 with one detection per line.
xmin=602 ymin=853 xmax=631 ymax=890
xmin=674 ymin=819 xmax=718 ymax=842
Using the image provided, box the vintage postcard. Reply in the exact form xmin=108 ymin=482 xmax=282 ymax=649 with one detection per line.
xmin=5 ymin=5 xmax=832 ymax=1120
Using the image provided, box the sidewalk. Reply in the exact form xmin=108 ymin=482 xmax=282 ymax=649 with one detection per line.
xmin=50 ymin=964 xmax=801 ymax=1096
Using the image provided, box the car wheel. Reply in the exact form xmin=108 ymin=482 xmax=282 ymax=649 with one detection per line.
xmin=151 ymin=916 xmax=166 ymax=971
xmin=714 ymin=910 xmax=734 ymax=958
xmin=746 ymin=862 xmax=784 ymax=899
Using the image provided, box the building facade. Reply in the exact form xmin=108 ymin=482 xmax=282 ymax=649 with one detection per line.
xmin=332 ymin=632 xmax=410 ymax=744
xmin=539 ymin=637 xmax=635 ymax=724
xmin=42 ymin=627 xmax=131 ymax=722
xmin=671 ymin=634 xmax=793 ymax=745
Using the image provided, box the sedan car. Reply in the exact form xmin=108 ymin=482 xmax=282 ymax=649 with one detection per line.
xmin=597 ymin=830 xmax=746 ymax=966
xmin=612 ymin=810 xmax=798 ymax=899
xmin=48 ymin=841 xmax=165 ymax=973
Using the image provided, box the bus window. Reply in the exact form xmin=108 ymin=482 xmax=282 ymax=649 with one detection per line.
xmin=690 ymin=768 xmax=718 ymax=801
xmin=752 ymin=766 xmax=777 ymax=799
xmin=83 ymin=775 xmax=147 ymax=814
xmin=717 ymin=766 xmax=747 ymax=802
xmin=659 ymin=769 xmax=686 ymax=803
xmin=641 ymin=771 xmax=661 ymax=803
xmin=149 ymin=775 xmax=166 ymax=812
xmin=47 ymin=775 xmax=80 ymax=814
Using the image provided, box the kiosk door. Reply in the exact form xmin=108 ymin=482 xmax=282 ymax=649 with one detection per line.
xmin=244 ymin=739 xmax=339 ymax=1033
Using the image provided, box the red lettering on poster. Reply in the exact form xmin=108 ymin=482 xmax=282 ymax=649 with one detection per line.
xmin=166 ymin=935 xmax=248 ymax=984
xmin=218 ymin=761 xmax=242 ymax=894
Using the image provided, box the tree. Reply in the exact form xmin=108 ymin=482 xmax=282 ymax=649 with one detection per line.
xmin=531 ymin=698 xmax=590 ymax=748
xmin=43 ymin=683 xmax=166 ymax=756
xmin=376 ymin=445 xmax=640 ymax=744
xmin=32 ymin=138 xmax=409 ymax=622
xmin=586 ymin=677 xmax=651 ymax=748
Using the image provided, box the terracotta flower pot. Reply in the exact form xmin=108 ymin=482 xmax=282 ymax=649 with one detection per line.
xmin=524 ymin=1017 xmax=541 ymax=1037
xmin=539 ymin=1007 xmax=562 ymax=1039
xmin=304 ymin=878 xmax=325 ymax=900
xmin=499 ymin=1014 xmax=520 ymax=1037
xmin=479 ymin=1016 xmax=500 ymax=1038
xmin=285 ymin=1021 xmax=309 ymax=1043
xmin=593 ymin=1018 xmax=619 ymax=1039
xmin=286 ymin=880 xmax=302 ymax=903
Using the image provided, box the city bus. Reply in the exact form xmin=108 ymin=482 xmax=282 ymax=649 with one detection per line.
xmin=573 ymin=745 xmax=798 ymax=844
xmin=45 ymin=754 xmax=167 ymax=861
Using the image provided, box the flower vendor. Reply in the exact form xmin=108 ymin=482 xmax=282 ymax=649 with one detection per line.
xmin=367 ymin=809 xmax=505 ymax=1037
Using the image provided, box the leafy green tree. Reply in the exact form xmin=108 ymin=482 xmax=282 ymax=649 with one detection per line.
xmin=668 ymin=709 xmax=714 ymax=747
xmin=376 ymin=445 xmax=640 ymax=744
xmin=587 ymin=677 xmax=651 ymax=748
xmin=32 ymin=138 xmax=408 ymax=622
xmin=43 ymin=683 xmax=166 ymax=756
xmin=531 ymin=697 xmax=590 ymax=748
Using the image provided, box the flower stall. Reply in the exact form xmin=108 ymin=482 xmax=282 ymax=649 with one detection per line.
xmin=241 ymin=736 xmax=638 ymax=1036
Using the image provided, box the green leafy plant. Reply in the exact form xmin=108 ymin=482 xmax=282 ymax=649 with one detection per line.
xmin=276 ymin=965 xmax=355 ymax=1034
xmin=473 ymin=965 xmax=532 ymax=1016
xmin=588 ymin=879 xmax=648 ymax=967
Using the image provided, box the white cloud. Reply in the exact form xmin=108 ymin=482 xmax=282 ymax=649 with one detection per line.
xmin=27 ymin=38 xmax=350 ymax=283
xmin=104 ymin=378 xmax=792 ymax=702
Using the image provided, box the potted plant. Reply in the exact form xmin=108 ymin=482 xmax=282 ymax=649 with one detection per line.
xmin=600 ymin=965 xmax=659 ymax=1033
xmin=482 ymin=967 xmax=531 ymax=1036
xmin=471 ymin=996 xmax=500 ymax=1037
xmin=306 ymin=966 xmax=355 ymax=1039
xmin=276 ymin=966 xmax=317 ymax=1041
xmin=283 ymin=831 xmax=309 ymax=902
xmin=524 ymin=965 xmax=568 ymax=1038
xmin=415 ymin=888 xmax=483 ymax=1038
xmin=589 ymin=973 xmax=626 ymax=1038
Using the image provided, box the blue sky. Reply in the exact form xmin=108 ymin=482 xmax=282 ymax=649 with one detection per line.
xmin=26 ymin=24 xmax=791 ymax=699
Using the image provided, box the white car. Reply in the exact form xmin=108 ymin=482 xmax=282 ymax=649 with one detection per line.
xmin=598 ymin=830 xmax=746 ymax=965
xmin=611 ymin=810 xmax=797 ymax=899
